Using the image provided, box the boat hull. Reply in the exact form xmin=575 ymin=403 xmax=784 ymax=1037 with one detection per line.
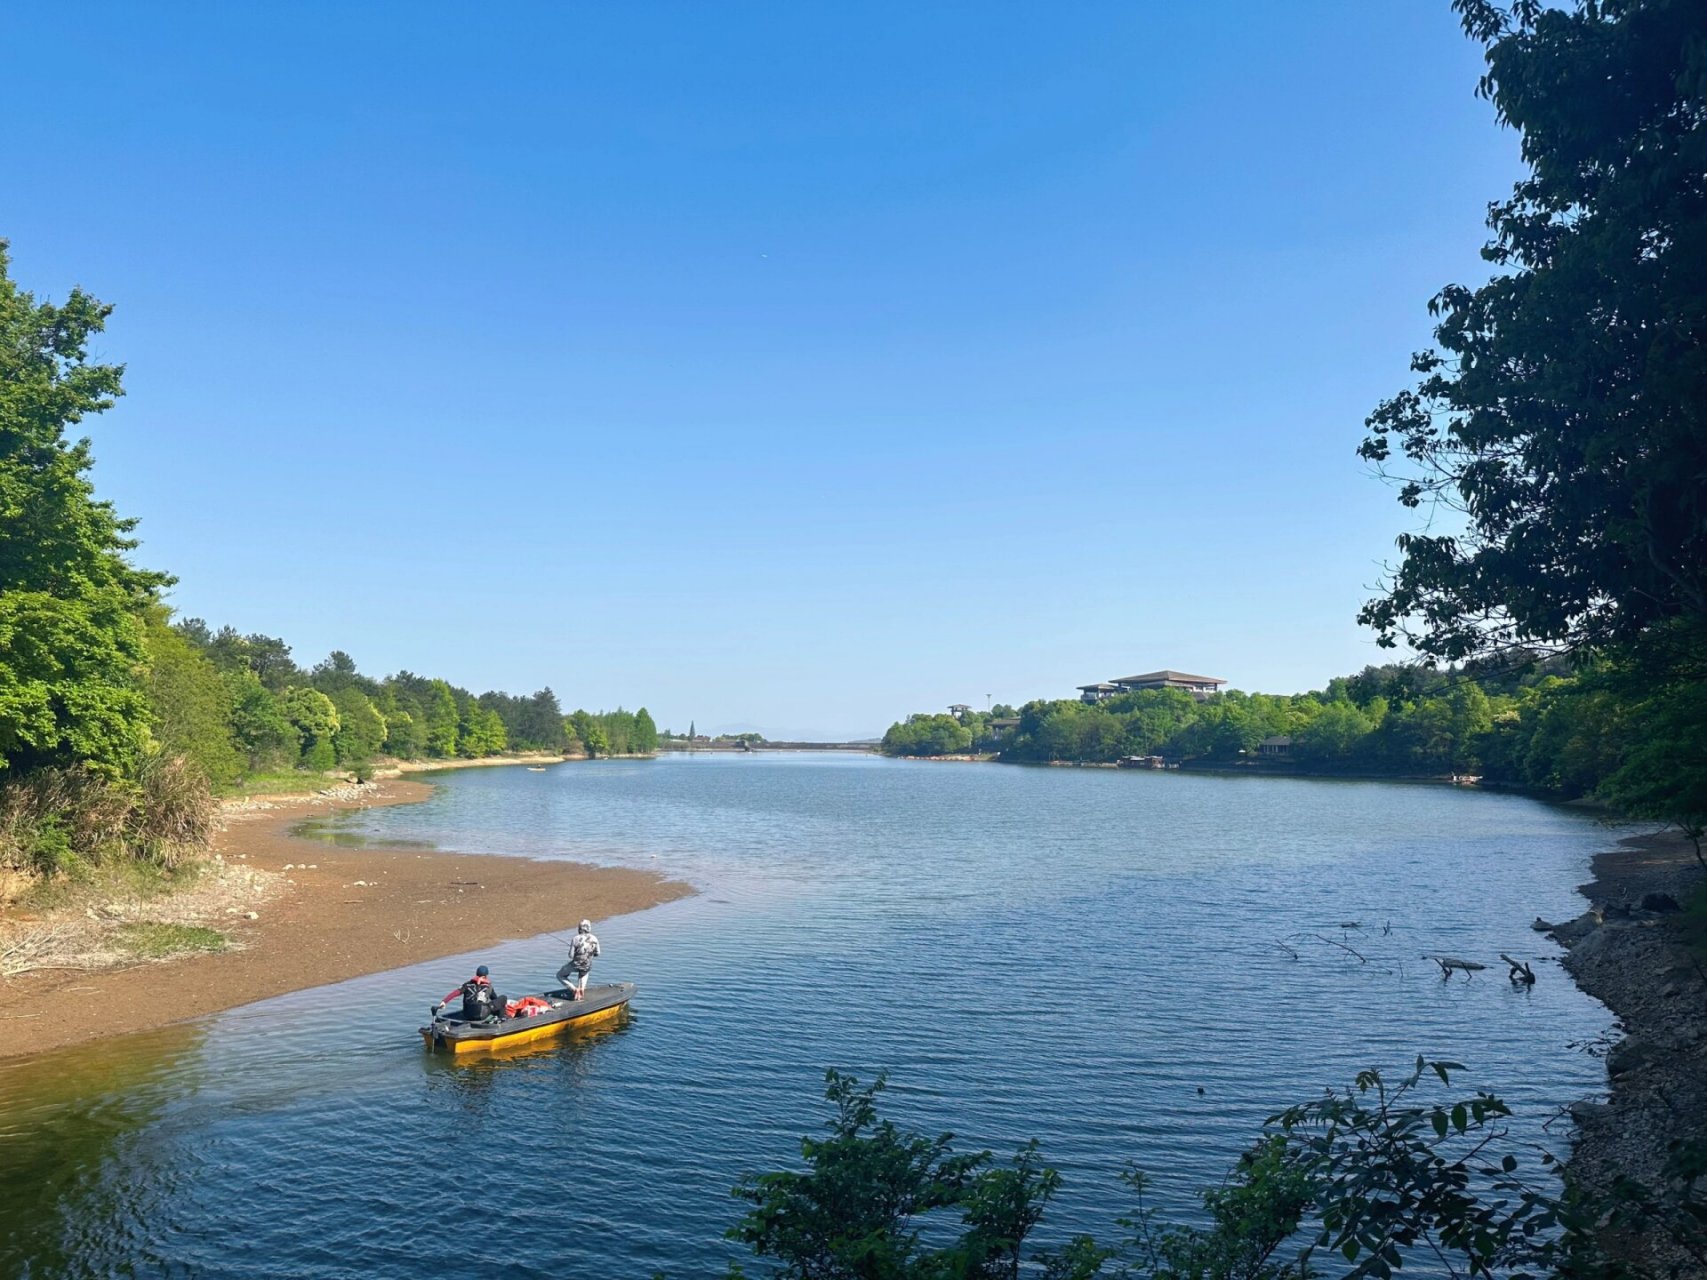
xmin=420 ymin=981 xmax=634 ymax=1054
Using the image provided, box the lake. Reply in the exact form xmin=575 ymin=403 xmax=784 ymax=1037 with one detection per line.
xmin=0 ymin=754 xmax=1628 ymax=1278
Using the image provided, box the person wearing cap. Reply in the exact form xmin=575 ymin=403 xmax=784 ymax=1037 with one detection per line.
xmin=436 ymin=964 xmax=506 ymax=1022
xmin=555 ymin=920 xmax=601 ymax=998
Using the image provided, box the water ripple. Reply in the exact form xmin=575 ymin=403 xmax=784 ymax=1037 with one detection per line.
xmin=0 ymin=756 xmax=1628 ymax=1278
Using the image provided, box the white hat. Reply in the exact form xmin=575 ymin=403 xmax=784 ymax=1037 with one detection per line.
xmin=578 ymin=919 xmax=592 ymax=932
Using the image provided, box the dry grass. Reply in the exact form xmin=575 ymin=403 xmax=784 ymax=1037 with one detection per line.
xmin=0 ymin=856 xmax=279 ymax=979
xmin=0 ymin=757 xmax=217 ymax=875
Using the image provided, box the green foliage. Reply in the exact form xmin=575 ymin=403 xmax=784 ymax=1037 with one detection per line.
xmin=1358 ymin=0 xmax=1707 ymax=663
xmin=424 ymin=680 xmax=459 ymax=758
xmin=456 ymin=702 xmax=507 ymax=757
xmin=634 ymin=707 xmax=660 ymax=754
xmin=727 ymin=1071 xmax=1074 ymax=1279
xmin=0 ymin=586 xmax=152 ymax=778
xmin=330 ymin=687 xmax=386 ymax=766
xmin=567 ymin=709 xmax=611 ymax=757
xmin=728 ymin=1063 xmax=1662 ymax=1280
xmin=141 ymin=613 xmax=243 ymax=788
xmin=475 ymin=687 xmax=567 ymax=752
xmin=381 ymin=706 xmax=423 ymax=759
xmin=280 ymin=686 xmax=338 ymax=770
xmin=1595 ymin=639 xmax=1707 ymax=868
xmin=890 ymin=657 xmax=1685 ymax=806
xmin=223 ymin=668 xmax=297 ymax=770
xmin=881 ymin=714 xmax=973 ymax=757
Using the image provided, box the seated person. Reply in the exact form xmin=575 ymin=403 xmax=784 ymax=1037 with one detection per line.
xmin=436 ymin=964 xmax=506 ymax=1021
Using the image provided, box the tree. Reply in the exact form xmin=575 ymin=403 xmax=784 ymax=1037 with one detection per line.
xmin=1358 ymin=0 xmax=1707 ymax=664
xmin=330 ymin=688 xmax=386 ymax=766
xmin=281 ymin=687 xmax=339 ymax=770
xmin=141 ymin=612 xmax=243 ymax=788
xmin=381 ymin=706 xmax=423 ymax=760
xmin=424 ymin=680 xmax=459 ymax=758
xmin=0 ymin=241 xmax=167 ymax=776
xmin=633 ymin=707 xmax=659 ymax=754
xmin=457 ymin=703 xmax=506 ymax=757
xmin=224 ymin=668 xmax=296 ymax=770
xmin=1294 ymin=700 xmax=1377 ymax=765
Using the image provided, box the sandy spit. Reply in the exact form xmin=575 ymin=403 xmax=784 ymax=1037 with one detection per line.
xmin=0 ymin=773 xmax=691 ymax=1059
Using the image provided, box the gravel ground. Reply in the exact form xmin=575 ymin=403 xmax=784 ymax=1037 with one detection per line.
xmin=1549 ymin=829 xmax=1707 ymax=1278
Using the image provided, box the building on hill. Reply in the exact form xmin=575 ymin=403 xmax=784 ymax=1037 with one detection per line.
xmin=988 ymin=716 xmax=1020 ymax=739
xmin=1259 ymin=735 xmax=1292 ymax=756
xmin=948 ymin=703 xmax=971 ymax=720
xmin=1109 ymin=670 xmax=1226 ymax=697
xmin=1079 ymin=670 xmax=1227 ymax=703
xmin=1076 ymin=682 xmax=1121 ymax=703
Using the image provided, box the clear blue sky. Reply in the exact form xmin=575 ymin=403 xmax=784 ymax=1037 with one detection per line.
xmin=3 ymin=3 xmax=1516 ymax=739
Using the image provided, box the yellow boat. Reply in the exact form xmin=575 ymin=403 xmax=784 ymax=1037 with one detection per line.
xmin=420 ymin=982 xmax=635 ymax=1054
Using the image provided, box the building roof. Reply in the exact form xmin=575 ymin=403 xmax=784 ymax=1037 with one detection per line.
xmin=1260 ymin=735 xmax=1293 ymax=746
xmin=990 ymin=717 xmax=1021 ymax=728
xmin=1077 ymin=682 xmax=1120 ymax=692
xmin=1110 ymin=670 xmax=1226 ymax=686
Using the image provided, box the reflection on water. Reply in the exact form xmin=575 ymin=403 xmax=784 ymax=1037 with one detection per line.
xmin=0 ymin=755 xmax=1629 ymax=1278
xmin=290 ymin=813 xmax=434 ymax=850
xmin=0 ymin=1024 xmax=207 ymax=1280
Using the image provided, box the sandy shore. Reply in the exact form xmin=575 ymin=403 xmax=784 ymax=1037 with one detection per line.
xmin=0 ymin=774 xmax=691 ymax=1059
xmin=1550 ymin=829 xmax=1706 ymax=1275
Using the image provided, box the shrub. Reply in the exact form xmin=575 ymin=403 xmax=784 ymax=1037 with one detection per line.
xmin=128 ymin=753 xmax=215 ymax=868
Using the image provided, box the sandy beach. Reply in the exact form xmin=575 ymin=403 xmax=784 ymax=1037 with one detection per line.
xmin=0 ymin=772 xmax=691 ymax=1059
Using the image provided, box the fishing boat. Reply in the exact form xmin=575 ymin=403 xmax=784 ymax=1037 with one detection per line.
xmin=421 ymin=982 xmax=635 ymax=1054
xmin=526 ymin=766 xmax=548 ymax=772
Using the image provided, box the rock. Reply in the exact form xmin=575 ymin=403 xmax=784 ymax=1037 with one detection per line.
xmin=1606 ymin=1038 xmax=1652 ymax=1078
xmin=1532 ymin=916 xmax=1555 ymax=932
xmin=243 ymin=911 xmax=259 ymax=920
xmin=1640 ymin=892 xmax=1681 ymax=913
xmin=1570 ymin=1099 xmax=1610 ymax=1124
xmin=1550 ymin=910 xmax=1603 ymax=946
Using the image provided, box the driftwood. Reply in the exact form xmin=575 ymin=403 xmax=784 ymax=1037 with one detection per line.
xmin=1424 ymin=954 xmax=1487 ymax=979
xmin=1499 ymin=953 xmax=1536 ymax=985
xmin=1314 ymin=932 xmax=1368 ymax=963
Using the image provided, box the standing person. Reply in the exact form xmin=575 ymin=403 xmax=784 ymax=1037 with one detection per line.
xmin=555 ymin=920 xmax=600 ymax=998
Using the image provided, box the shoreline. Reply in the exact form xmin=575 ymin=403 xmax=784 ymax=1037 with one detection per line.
xmin=0 ymin=772 xmax=692 ymax=1060
xmin=1550 ymin=828 xmax=1705 ymax=1273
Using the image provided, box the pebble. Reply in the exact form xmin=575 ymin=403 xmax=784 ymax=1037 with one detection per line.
xmin=244 ymin=911 xmax=259 ymax=920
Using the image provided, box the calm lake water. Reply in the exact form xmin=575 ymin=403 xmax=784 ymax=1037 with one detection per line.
xmin=0 ymin=754 xmax=1631 ymax=1278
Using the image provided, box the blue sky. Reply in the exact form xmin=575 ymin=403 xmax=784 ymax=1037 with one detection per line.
xmin=3 ymin=3 xmax=1517 ymax=739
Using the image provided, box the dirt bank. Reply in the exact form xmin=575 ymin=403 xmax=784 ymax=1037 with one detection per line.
xmin=1551 ymin=829 xmax=1706 ymax=1276
xmin=0 ymin=775 xmax=691 ymax=1059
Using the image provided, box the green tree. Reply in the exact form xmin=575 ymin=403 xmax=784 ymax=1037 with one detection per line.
xmin=457 ymin=703 xmax=507 ymax=757
xmin=330 ymin=688 xmax=386 ymax=766
xmin=0 ymin=242 xmax=168 ymax=776
xmin=381 ymin=706 xmax=423 ymax=760
xmin=1359 ymin=0 xmax=1707 ymax=662
xmin=633 ymin=707 xmax=659 ymax=754
xmin=141 ymin=612 xmax=243 ymax=788
xmin=1294 ymin=700 xmax=1376 ymax=765
xmin=224 ymin=668 xmax=296 ymax=771
xmin=281 ymin=687 xmax=339 ymax=771
xmin=424 ymin=680 xmax=459 ymax=758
